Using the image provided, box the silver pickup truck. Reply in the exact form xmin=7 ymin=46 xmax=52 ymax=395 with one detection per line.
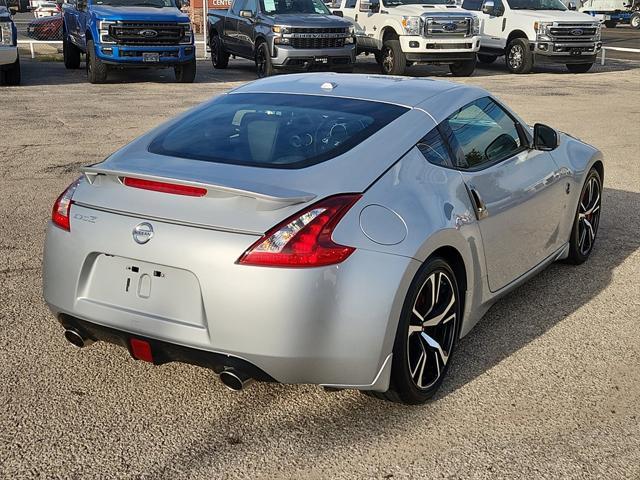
xmin=208 ymin=0 xmax=357 ymax=76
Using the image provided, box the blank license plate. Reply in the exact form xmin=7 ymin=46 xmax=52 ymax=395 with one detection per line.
xmin=143 ymin=52 xmax=160 ymax=63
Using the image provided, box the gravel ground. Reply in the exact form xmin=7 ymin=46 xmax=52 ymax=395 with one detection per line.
xmin=1 ymin=58 xmax=639 ymax=479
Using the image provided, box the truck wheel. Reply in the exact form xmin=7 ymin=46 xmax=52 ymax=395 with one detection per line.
xmin=566 ymin=63 xmax=593 ymax=73
xmin=255 ymin=42 xmax=274 ymax=78
xmin=380 ymin=39 xmax=406 ymax=76
xmin=449 ymin=57 xmax=477 ymax=77
xmin=86 ymin=40 xmax=108 ymax=84
xmin=631 ymin=13 xmax=640 ymax=29
xmin=210 ymin=34 xmax=229 ymax=69
xmin=0 ymin=55 xmax=21 ymax=86
xmin=175 ymin=58 xmax=197 ymax=83
xmin=506 ymin=38 xmax=533 ymax=74
xmin=604 ymin=20 xmax=617 ymax=28
xmin=477 ymin=54 xmax=497 ymax=64
xmin=63 ymin=34 xmax=81 ymax=70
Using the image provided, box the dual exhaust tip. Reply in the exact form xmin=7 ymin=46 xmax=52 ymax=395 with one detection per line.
xmin=63 ymin=329 xmax=253 ymax=391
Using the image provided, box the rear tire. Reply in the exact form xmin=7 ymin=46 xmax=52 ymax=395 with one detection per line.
xmin=449 ymin=57 xmax=476 ymax=77
xmin=86 ymin=40 xmax=108 ymax=84
xmin=631 ymin=13 xmax=640 ymax=29
xmin=604 ymin=20 xmax=617 ymax=28
xmin=210 ymin=33 xmax=229 ymax=69
xmin=255 ymin=41 xmax=274 ymax=78
xmin=174 ymin=57 xmax=197 ymax=83
xmin=380 ymin=39 xmax=406 ymax=76
xmin=365 ymin=256 xmax=462 ymax=404
xmin=63 ymin=34 xmax=81 ymax=69
xmin=477 ymin=53 xmax=497 ymax=64
xmin=566 ymin=63 xmax=593 ymax=73
xmin=506 ymin=38 xmax=533 ymax=74
xmin=1 ymin=55 xmax=21 ymax=86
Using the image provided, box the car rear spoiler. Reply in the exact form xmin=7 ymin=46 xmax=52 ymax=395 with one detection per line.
xmin=81 ymin=166 xmax=317 ymax=208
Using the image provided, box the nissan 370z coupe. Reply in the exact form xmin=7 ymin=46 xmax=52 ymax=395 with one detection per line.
xmin=43 ymin=74 xmax=604 ymax=404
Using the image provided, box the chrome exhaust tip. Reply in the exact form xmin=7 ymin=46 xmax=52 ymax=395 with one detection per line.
xmin=219 ymin=369 xmax=253 ymax=391
xmin=64 ymin=329 xmax=93 ymax=348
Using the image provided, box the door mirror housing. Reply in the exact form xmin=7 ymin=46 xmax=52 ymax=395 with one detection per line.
xmin=481 ymin=0 xmax=495 ymax=15
xmin=359 ymin=0 xmax=379 ymax=12
xmin=568 ymin=1 xmax=576 ymax=9
xmin=333 ymin=9 xmax=343 ymax=16
xmin=239 ymin=9 xmax=254 ymax=18
xmin=533 ymin=123 xmax=559 ymax=151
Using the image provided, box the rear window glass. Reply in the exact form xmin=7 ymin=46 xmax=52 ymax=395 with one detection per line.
xmin=148 ymin=93 xmax=408 ymax=169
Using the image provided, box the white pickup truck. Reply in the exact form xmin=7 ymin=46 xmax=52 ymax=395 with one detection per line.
xmin=462 ymin=0 xmax=601 ymax=73
xmin=0 ymin=0 xmax=20 ymax=86
xmin=333 ymin=0 xmax=481 ymax=76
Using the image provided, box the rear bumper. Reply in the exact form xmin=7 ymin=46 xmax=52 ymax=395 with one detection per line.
xmin=43 ymin=206 xmax=418 ymax=391
xmin=95 ymin=43 xmax=195 ymax=66
xmin=0 ymin=45 xmax=18 ymax=66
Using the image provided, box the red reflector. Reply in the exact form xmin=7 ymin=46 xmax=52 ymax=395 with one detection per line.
xmin=130 ymin=338 xmax=154 ymax=363
xmin=123 ymin=177 xmax=207 ymax=197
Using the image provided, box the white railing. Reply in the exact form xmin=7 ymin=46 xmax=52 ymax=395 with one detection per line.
xmin=600 ymin=46 xmax=640 ymax=65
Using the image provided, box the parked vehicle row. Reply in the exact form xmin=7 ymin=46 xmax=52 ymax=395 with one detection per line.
xmin=0 ymin=0 xmax=20 ymax=85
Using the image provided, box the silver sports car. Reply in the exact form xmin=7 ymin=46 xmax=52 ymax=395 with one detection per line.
xmin=43 ymin=74 xmax=603 ymax=404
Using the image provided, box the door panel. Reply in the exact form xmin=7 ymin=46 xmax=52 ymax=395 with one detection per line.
xmin=477 ymin=0 xmax=506 ymax=49
xmin=236 ymin=0 xmax=257 ymax=57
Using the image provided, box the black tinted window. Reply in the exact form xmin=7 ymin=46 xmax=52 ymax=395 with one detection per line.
xmin=149 ymin=93 xmax=408 ymax=169
xmin=442 ymin=97 xmax=523 ymax=169
xmin=462 ymin=0 xmax=482 ymax=9
xmin=344 ymin=0 xmax=356 ymax=7
xmin=417 ymin=128 xmax=452 ymax=167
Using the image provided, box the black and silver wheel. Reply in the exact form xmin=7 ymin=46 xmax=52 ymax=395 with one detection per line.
xmin=604 ymin=20 xmax=617 ymax=28
xmin=366 ymin=257 xmax=461 ymax=404
xmin=566 ymin=168 xmax=602 ymax=264
xmin=86 ymin=40 xmax=108 ymax=84
xmin=449 ymin=57 xmax=477 ymax=77
xmin=63 ymin=33 xmax=81 ymax=69
xmin=380 ymin=39 xmax=406 ymax=76
xmin=255 ymin=42 xmax=273 ymax=78
xmin=210 ymin=34 xmax=229 ymax=69
xmin=506 ymin=38 xmax=533 ymax=74
xmin=631 ymin=13 xmax=640 ymax=29
xmin=174 ymin=57 xmax=197 ymax=83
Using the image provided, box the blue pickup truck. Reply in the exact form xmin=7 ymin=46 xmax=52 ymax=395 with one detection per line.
xmin=0 ymin=0 xmax=20 ymax=86
xmin=62 ymin=0 xmax=196 ymax=83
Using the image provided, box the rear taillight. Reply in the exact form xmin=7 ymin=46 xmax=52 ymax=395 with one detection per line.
xmin=238 ymin=194 xmax=362 ymax=268
xmin=123 ymin=177 xmax=207 ymax=197
xmin=51 ymin=178 xmax=82 ymax=231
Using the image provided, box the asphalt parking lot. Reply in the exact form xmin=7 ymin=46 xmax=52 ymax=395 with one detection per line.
xmin=1 ymin=58 xmax=639 ymax=479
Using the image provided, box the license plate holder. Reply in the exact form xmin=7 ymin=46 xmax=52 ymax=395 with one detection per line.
xmin=314 ymin=56 xmax=329 ymax=65
xmin=143 ymin=52 xmax=160 ymax=63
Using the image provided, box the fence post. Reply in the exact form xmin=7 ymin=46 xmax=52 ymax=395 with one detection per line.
xmin=202 ymin=0 xmax=208 ymax=60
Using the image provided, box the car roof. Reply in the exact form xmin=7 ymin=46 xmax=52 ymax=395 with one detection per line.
xmin=230 ymin=73 xmax=476 ymax=109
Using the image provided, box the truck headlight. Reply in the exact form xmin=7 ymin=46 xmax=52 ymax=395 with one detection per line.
xmin=471 ymin=16 xmax=480 ymax=35
xmin=0 ymin=21 xmax=14 ymax=47
xmin=179 ymin=22 xmax=193 ymax=44
xmin=98 ymin=20 xmax=116 ymax=44
xmin=272 ymin=25 xmax=289 ymax=34
xmin=534 ymin=21 xmax=553 ymax=41
xmin=345 ymin=25 xmax=355 ymax=44
xmin=401 ymin=16 xmax=422 ymax=36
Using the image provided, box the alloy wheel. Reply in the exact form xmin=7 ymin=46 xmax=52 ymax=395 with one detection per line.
xmin=578 ymin=175 xmax=601 ymax=256
xmin=407 ymin=270 xmax=458 ymax=390
xmin=508 ymin=44 xmax=523 ymax=69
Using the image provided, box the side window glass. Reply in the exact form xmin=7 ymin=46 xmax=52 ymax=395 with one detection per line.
xmin=345 ymin=0 xmax=357 ymax=8
xmin=244 ymin=0 xmax=257 ymax=12
xmin=231 ymin=0 xmax=246 ymax=15
xmin=416 ymin=128 xmax=453 ymax=167
xmin=461 ymin=0 xmax=482 ymax=10
xmin=443 ymin=97 xmax=522 ymax=169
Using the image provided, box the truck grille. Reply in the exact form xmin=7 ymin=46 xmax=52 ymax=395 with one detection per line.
xmin=284 ymin=27 xmax=350 ymax=49
xmin=109 ymin=22 xmax=184 ymax=45
xmin=548 ymin=24 xmax=598 ymax=42
xmin=424 ymin=17 xmax=472 ymax=37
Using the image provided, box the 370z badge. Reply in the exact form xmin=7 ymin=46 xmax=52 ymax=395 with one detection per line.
xmin=132 ymin=222 xmax=154 ymax=244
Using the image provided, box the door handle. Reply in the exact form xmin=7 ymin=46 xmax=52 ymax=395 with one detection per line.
xmin=468 ymin=186 xmax=489 ymax=220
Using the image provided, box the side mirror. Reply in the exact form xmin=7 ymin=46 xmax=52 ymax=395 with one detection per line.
xmin=239 ymin=9 xmax=254 ymax=18
xmin=533 ymin=123 xmax=559 ymax=151
xmin=481 ymin=0 xmax=495 ymax=15
xmin=568 ymin=1 xmax=576 ymax=9
xmin=359 ymin=0 xmax=371 ymax=12
xmin=333 ymin=9 xmax=343 ymax=16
